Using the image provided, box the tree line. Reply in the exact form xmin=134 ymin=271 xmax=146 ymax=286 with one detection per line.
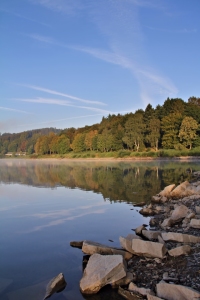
xmin=0 ymin=97 xmax=200 ymax=156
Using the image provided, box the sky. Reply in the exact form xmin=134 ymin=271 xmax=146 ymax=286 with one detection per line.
xmin=0 ymin=0 xmax=200 ymax=134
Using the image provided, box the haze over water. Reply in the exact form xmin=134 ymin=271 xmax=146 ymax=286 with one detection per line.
xmin=0 ymin=159 xmax=199 ymax=299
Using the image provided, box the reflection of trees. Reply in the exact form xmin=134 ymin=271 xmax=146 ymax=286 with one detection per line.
xmin=0 ymin=161 xmax=196 ymax=204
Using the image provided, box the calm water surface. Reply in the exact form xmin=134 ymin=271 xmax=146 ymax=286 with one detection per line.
xmin=0 ymin=159 xmax=200 ymax=300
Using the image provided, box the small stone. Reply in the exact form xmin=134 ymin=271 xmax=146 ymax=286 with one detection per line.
xmin=44 ymin=273 xmax=67 ymax=299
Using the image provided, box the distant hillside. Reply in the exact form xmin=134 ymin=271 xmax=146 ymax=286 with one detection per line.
xmin=1 ymin=97 xmax=200 ymax=156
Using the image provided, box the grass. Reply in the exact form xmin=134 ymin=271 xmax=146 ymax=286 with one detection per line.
xmin=8 ymin=147 xmax=200 ymax=160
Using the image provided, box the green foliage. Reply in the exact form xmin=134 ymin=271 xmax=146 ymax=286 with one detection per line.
xmin=1 ymin=96 xmax=200 ymax=157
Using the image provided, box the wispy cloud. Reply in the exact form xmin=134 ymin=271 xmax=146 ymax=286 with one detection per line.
xmin=15 ymin=97 xmax=110 ymax=114
xmin=146 ymin=26 xmax=197 ymax=34
xmin=30 ymin=0 xmax=83 ymax=15
xmin=18 ymin=84 xmax=106 ymax=106
xmin=22 ymin=203 xmax=107 ymax=232
xmin=0 ymin=8 xmax=50 ymax=27
xmin=0 ymin=106 xmax=31 ymax=114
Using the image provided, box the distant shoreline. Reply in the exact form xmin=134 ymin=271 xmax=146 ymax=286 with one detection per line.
xmin=1 ymin=156 xmax=200 ymax=162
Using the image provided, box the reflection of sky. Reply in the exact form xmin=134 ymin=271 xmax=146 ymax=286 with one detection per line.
xmin=0 ymin=182 xmax=148 ymax=300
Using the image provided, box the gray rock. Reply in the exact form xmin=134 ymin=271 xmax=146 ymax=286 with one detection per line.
xmin=168 ymin=245 xmax=191 ymax=257
xmin=131 ymin=239 xmax=167 ymax=258
xmin=80 ymin=254 xmax=126 ymax=294
xmin=44 ymin=273 xmax=67 ymax=299
xmin=82 ymin=240 xmax=132 ymax=260
xmin=161 ymin=232 xmax=200 ymax=243
xmin=156 ymin=281 xmax=200 ymax=300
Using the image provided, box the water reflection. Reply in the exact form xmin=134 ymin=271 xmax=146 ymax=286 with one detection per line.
xmin=0 ymin=159 xmax=199 ymax=300
xmin=0 ymin=159 xmax=197 ymax=204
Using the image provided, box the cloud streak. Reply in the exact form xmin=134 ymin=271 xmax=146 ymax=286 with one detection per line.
xmin=0 ymin=106 xmax=31 ymax=114
xmin=30 ymin=0 xmax=83 ymax=15
xmin=19 ymin=84 xmax=106 ymax=106
xmin=15 ymin=97 xmax=110 ymax=114
xmin=0 ymin=8 xmax=50 ymax=27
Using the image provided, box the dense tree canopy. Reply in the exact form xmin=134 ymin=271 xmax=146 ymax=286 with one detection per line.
xmin=1 ymin=97 xmax=200 ymax=155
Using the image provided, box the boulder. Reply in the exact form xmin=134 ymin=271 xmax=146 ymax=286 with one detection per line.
xmin=147 ymin=295 xmax=164 ymax=300
xmin=156 ymin=281 xmax=200 ymax=300
xmin=190 ymin=219 xmax=200 ymax=229
xmin=152 ymin=196 xmax=161 ymax=203
xmin=139 ymin=208 xmax=155 ymax=216
xmin=187 ymin=212 xmax=195 ymax=219
xmin=111 ymin=272 xmax=133 ymax=288
xmin=119 ymin=234 xmax=141 ymax=254
xmin=158 ymin=235 xmax=165 ymax=245
xmin=159 ymin=184 xmax=175 ymax=198
xmin=170 ymin=205 xmax=189 ymax=223
xmin=44 ymin=273 xmax=67 ymax=299
xmin=82 ymin=240 xmax=132 ymax=260
xmin=160 ymin=196 xmax=168 ymax=203
xmin=161 ymin=232 xmax=200 ymax=243
xmin=70 ymin=241 xmax=83 ymax=248
xmin=118 ymin=286 xmax=144 ymax=299
xmin=142 ymin=230 xmax=161 ymax=240
xmin=128 ymin=282 xmax=155 ymax=296
xmin=168 ymin=245 xmax=191 ymax=257
xmin=131 ymin=239 xmax=167 ymax=258
xmin=135 ymin=225 xmax=146 ymax=235
xmin=195 ymin=206 xmax=200 ymax=214
xmin=170 ymin=181 xmax=198 ymax=199
xmin=161 ymin=218 xmax=173 ymax=229
xmin=80 ymin=254 xmax=126 ymax=294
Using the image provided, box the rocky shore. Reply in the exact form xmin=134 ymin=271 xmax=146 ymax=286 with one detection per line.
xmin=66 ymin=171 xmax=200 ymax=299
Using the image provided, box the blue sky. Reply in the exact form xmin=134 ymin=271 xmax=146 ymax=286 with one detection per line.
xmin=1 ymin=0 xmax=200 ymax=134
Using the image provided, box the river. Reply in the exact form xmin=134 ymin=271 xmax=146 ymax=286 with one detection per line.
xmin=0 ymin=159 xmax=199 ymax=299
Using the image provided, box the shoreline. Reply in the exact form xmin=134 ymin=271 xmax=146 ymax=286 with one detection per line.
xmin=1 ymin=156 xmax=200 ymax=162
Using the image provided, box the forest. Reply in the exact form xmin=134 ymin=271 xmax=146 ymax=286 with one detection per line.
xmin=0 ymin=97 xmax=200 ymax=157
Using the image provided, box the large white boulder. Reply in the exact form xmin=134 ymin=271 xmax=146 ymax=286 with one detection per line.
xmin=80 ymin=254 xmax=126 ymax=294
xmin=156 ymin=281 xmax=200 ymax=300
xmin=170 ymin=181 xmax=200 ymax=199
xmin=131 ymin=239 xmax=167 ymax=258
xmin=161 ymin=232 xmax=200 ymax=243
xmin=82 ymin=240 xmax=132 ymax=260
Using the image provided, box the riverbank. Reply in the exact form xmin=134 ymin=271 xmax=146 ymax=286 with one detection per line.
xmin=2 ymin=156 xmax=200 ymax=162
xmin=70 ymin=171 xmax=200 ymax=299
